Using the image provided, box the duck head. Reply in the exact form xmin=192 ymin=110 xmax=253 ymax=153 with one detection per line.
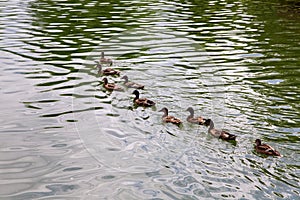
xmin=159 ymin=107 xmax=168 ymax=112
xmin=101 ymin=51 xmax=105 ymax=58
xmin=186 ymin=107 xmax=194 ymax=114
xmin=102 ymin=77 xmax=108 ymax=84
xmin=255 ymin=139 xmax=262 ymax=146
xmin=159 ymin=107 xmax=169 ymax=117
xmin=121 ymin=75 xmax=129 ymax=82
xmin=132 ymin=90 xmax=140 ymax=98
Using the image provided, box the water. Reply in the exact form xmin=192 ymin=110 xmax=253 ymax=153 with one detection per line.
xmin=0 ymin=0 xmax=299 ymax=199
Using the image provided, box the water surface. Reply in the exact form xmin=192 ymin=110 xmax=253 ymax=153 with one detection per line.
xmin=0 ymin=0 xmax=299 ymax=199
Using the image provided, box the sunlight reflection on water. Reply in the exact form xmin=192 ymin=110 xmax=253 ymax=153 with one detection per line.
xmin=0 ymin=0 xmax=299 ymax=199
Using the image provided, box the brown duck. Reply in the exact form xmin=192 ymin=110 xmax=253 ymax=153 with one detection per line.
xmin=102 ymin=78 xmax=124 ymax=92
xmin=97 ymin=64 xmax=120 ymax=76
xmin=204 ymin=119 xmax=236 ymax=140
xmin=254 ymin=139 xmax=281 ymax=157
xmin=121 ymin=75 xmax=144 ymax=89
xmin=132 ymin=90 xmax=155 ymax=107
xmin=159 ymin=107 xmax=182 ymax=125
xmin=186 ymin=107 xmax=206 ymax=125
xmin=100 ymin=51 xmax=113 ymax=66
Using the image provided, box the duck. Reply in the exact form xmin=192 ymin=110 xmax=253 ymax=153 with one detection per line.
xmin=254 ymin=139 xmax=281 ymax=157
xmin=97 ymin=64 xmax=120 ymax=76
xmin=204 ymin=119 xmax=236 ymax=140
xmin=121 ymin=75 xmax=144 ymax=89
xmin=132 ymin=90 xmax=155 ymax=107
xmin=102 ymin=77 xmax=124 ymax=92
xmin=100 ymin=51 xmax=113 ymax=66
xmin=159 ymin=107 xmax=182 ymax=125
xmin=186 ymin=107 xmax=206 ymax=125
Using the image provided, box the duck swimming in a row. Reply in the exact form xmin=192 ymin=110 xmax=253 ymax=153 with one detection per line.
xmin=186 ymin=107 xmax=206 ymax=125
xmin=97 ymin=53 xmax=282 ymax=157
xmin=98 ymin=64 xmax=120 ymax=76
xmin=159 ymin=107 xmax=182 ymax=125
xmin=132 ymin=90 xmax=155 ymax=107
xmin=204 ymin=119 xmax=237 ymax=141
xmin=121 ymin=75 xmax=144 ymax=89
xmin=102 ymin=78 xmax=124 ymax=92
xmin=100 ymin=51 xmax=113 ymax=66
xmin=97 ymin=52 xmax=119 ymax=76
xmin=254 ymin=139 xmax=281 ymax=157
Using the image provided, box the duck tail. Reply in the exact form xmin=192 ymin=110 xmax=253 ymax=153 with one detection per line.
xmin=229 ymin=134 xmax=237 ymax=140
xmin=222 ymin=133 xmax=236 ymax=141
xmin=272 ymin=150 xmax=281 ymax=157
xmin=147 ymin=100 xmax=155 ymax=106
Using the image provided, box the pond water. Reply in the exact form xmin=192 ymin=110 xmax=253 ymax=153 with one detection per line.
xmin=0 ymin=0 xmax=299 ymax=199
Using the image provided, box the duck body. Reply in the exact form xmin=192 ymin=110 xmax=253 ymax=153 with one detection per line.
xmin=254 ymin=139 xmax=281 ymax=156
xmin=102 ymin=78 xmax=124 ymax=92
xmin=132 ymin=90 xmax=155 ymax=107
xmin=98 ymin=64 xmax=120 ymax=76
xmin=204 ymin=119 xmax=236 ymax=140
xmin=121 ymin=75 xmax=144 ymax=89
xmin=100 ymin=51 xmax=113 ymax=66
xmin=186 ymin=107 xmax=206 ymax=125
xmin=159 ymin=107 xmax=182 ymax=125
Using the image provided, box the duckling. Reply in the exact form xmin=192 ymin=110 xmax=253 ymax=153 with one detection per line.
xmin=159 ymin=107 xmax=182 ymax=125
xmin=97 ymin=64 xmax=120 ymax=76
xmin=204 ymin=119 xmax=236 ymax=140
xmin=254 ymin=139 xmax=281 ymax=157
xmin=132 ymin=90 xmax=155 ymax=107
xmin=100 ymin=51 xmax=113 ymax=66
xmin=186 ymin=107 xmax=206 ymax=125
xmin=121 ymin=75 xmax=144 ymax=89
xmin=102 ymin=78 xmax=124 ymax=92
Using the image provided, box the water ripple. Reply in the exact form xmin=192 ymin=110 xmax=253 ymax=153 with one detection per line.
xmin=0 ymin=0 xmax=299 ymax=199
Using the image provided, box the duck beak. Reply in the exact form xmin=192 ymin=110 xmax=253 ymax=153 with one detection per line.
xmin=199 ymin=118 xmax=206 ymax=125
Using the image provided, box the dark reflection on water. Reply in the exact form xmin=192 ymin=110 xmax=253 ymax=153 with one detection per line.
xmin=0 ymin=0 xmax=299 ymax=199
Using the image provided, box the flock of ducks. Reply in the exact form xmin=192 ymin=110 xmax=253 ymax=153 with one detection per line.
xmin=97 ymin=52 xmax=282 ymax=157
